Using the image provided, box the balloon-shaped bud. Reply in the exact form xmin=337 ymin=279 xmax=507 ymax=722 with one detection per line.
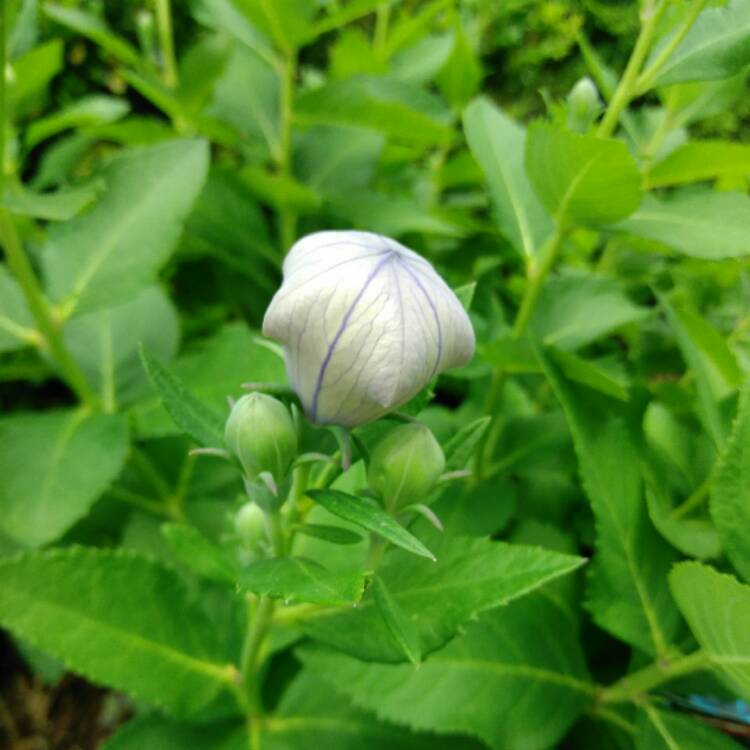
xmin=566 ymin=76 xmax=601 ymax=133
xmin=367 ymin=423 xmax=445 ymax=512
xmin=235 ymin=501 xmax=266 ymax=549
xmin=262 ymin=231 xmax=475 ymax=427
xmin=224 ymin=393 xmax=297 ymax=483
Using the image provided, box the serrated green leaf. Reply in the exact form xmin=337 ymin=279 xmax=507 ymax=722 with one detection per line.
xmin=712 ymin=383 xmax=750 ymax=582
xmin=299 ymin=593 xmax=593 ymax=750
xmin=293 ymin=523 xmax=363 ymax=545
xmin=299 ymin=532 xmax=585 ymax=662
xmin=526 ymin=123 xmax=641 ymax=225
xmin=238 ymin=557 xmax=365 ymax=605
xmin=0 ymin=547 xmax=237 ymax=717
xmin=43 ymin=139 xmax=209 ymax=317
xmin=103 ymin=714 xmax=245 ymax=750
xmin=0 ymin=409 xmax=129 ymax=547
xmin=637 ymin=704 xmax=744 ymax=750
xmin=463 ymin=97 xmax=553 ymax=259
xmin=442 ymin=416 xmax=490 ymax=471
xmin=649 ymin=0 xmax=750 ymax=87
xmin=670 ymin=562 xmax=750 ymax=701
xmin=65 ymin=286 xmax=179 ymax=411
xmin=537 ymin=348 xmax=680 ymax=655
xmin=162 ymin=523 xmax=238 ymax=584
xmin=551 ymin=349 xmax=630 ymax=401
xmin=646 ymin=141 xmax=750 ymax=188
xmin=307 ymin=489 xmax=436 ymax=561
xmin=372 ymin=575 xmax=422 ymax=666
xmin=613 ymin=191 xmax=750 ymax=260
xmin=140 ymin=344 xmax=225 ymax=448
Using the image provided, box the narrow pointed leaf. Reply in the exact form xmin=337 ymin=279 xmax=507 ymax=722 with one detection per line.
xmin=308 ymin=489 xmax=436 ymax=561
xmin=372 ymin=575 xmax=422 ymax=666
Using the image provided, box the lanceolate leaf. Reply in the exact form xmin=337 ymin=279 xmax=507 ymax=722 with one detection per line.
xmin=463 ymin=97 xmax=553 ymax=259
xmin=0 ymin=548 xmax=238 ymax=717
xmin=299 ymin=594 xmax=593 ymax=750
xmin=649 ymin=0 xmax=750 ymax=87
xmin=537 ymin=348 xmax=680 ymax=656
xmin=372 ymin=575 xmax=422 ymax=666
xmin=670 ymin=563 xmax=750 ymax=701
xmin=238 ymin=558 xmax=365 ymax=606
xmin=308 ymin=489 xmax=436 ymax=561
xmin=140 ymin=344 xmax=226 ymax=448
xmin=299 ymin=532 xmax=585 ymax=663
xmin=646 ymin=141 xmax=750 ymax=188
xmin=525 ymin=123 xmax=641 ymax=226
xmin=43 ymin=139 xmax=209 ymax=317
xmin=711 ymin=383 xmax=750 ymax=582
xmin=0 ymin=409 xmax=129 ymax=547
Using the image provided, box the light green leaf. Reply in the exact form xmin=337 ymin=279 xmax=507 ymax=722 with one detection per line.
xmin=526 ymin=123 xmax=641 ymax=225
xmin=712 ymin=383 xmax=750 ymax=582
xmin=310 ymin=0 xmax=383 ymax=38
xmin=103 ymin=714 xmax=244 ymax=750
xmin=43 ymin=3 xmax=141 ymax=66
xmin=132 ymin=323 xmax=286 ymax=439
xmin=463 ymin=97 xmax=553 ymax=259
xmin=299 ymin=532 xmax=585 ymax=662
xmin=480 ymin=336 xmax=540 ymax=373
xmin=140 ymin=344 xmax=225 ymax=448
xmin=537 ymin=348 xmax=680 ymax=655
xmin=1 ymin=180 xmax=104 ymax=220
xmin=372 ymin=575 xmax=422 ymax=666
xmin=10 ymin=38 xmax=63 ymax=115
xmin=436 ymin=27 xmax=482 ymax=107
xmin=162 ymin=523 xmax=238 ymax=585
xmin=307 ymin=489 xmax=436 ymax=561
xmin=65 ymin=286 xmax=179 ymax=410
xmin=637 ymin=704 xmax=744 ymax=750
xmin=239 ymin=558 xmax=365 ymax=605
xmin=43 ymin=139 xmax=209 ymax=317
xmin=0 ymin=265 xmax=35 ymax=352
xmin=238 ymin=0 xmax=317 ymax=51
xmin=670 ymin=562 xmax=750 ymax=701
xmin=295 ymin=76 xmax=452 ymax=146
xmin=613 ymin=191 xmax=750 ymax=260
xmin=664 ymin=298 xmax=741 ymax=447
xmin=552 ymin=349 xmax=630 ymax=401
xmin=0 ymin=409 xmax=129 ymax=547
xmin=299 ymin=593 xmax=593 ymax=750
xmin=26 ymin=95 xmax=130 ymax=148
xmin=0 ymin=547 xmax=237 ymax=716
xmin=646 ymin=141 xmax=750 ymax=188
xmin=649 ymin=0 xmax=750 ymax=86
xmin=530 ymin=269 xmax=649 ymax=350
xmin=442 ymin=416 xmax=491 ymax=471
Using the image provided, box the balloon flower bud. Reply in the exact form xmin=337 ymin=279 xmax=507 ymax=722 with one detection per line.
xmin=235 ymin=502 xmax=266 ymax=549
xmin=224 ymin=393 xmax=297 ymax=483
xmin=566 ymin=76 xmax=601 ymax=133
xmin=262 ymin=231 xmax=475 ymax=428
xmin=368 ymin=423 xmax=445 ymax=512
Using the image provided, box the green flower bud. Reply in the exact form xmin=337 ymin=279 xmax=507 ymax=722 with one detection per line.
xmin=566 ymin=76 xmax=601 ymax=133
xmin=225 ymin=393 xmax=297 ymax=483
xmin=235 ymin=501 xmax=266 ymax=550
xmin=367 ymin=423 xmax=445 ymax=512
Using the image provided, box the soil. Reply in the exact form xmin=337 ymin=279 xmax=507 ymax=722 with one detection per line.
xmin=0 ymin=633 xmax=130 ymax=750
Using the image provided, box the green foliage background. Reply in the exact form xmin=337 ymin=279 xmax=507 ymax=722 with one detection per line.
xmin=2 ymin=0 xmax=750 ymax=749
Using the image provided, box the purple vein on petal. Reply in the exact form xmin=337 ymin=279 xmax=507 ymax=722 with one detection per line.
xmin=399 ymin=260 xmax=443 ymax=378
xmin=310 ymin=251 xmax=396 ymax=422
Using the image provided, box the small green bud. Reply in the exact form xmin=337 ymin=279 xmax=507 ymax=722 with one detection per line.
xmin=566 ymin=76 xmax=601 ymax=133
xmin=368 ymin=423 xmax=445 ymax=512
xmin=225 ymin=393 xmax=297 ymax=483
xmin=235 ymin=502 xmax=266 ymax=549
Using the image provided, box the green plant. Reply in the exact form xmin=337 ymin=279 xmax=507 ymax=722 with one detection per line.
xmin=2 ymin=1 xmax=750 ymax=749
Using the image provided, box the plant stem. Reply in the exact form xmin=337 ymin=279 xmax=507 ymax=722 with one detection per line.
xmin=597 ymin=0 xmax=668 ymax=138
xmin=671 ymin=475 xmax=711 ymax=520
xmin=240 ymin=596 xmax=275 ymax=714
xmin=634 ymin=0 xmax=709 ymax=95
xmin=153 ymin=0 xmax=178 ymax=88
xmin=599 ymin=651 xmax=709 ymax=704
xmin=277 ymin=51 xmax=297 ymax=253
xmin=476 ymin=226 xmax=567 ymax=478
xmin=373 ymin=1 xmax=391 ymax=62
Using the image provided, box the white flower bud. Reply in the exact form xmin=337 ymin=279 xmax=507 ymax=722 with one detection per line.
xmin=263 ymin=231 xmax=475 ymax=427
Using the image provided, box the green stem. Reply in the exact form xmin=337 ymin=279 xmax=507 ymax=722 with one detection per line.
xmin=634 ymin=0 xmax=709 ymax=95
xmin=476 ymin=227 xmax=567 ymax=478
xmin=365 ymin=535 xmax=386 ymax=571
xmin=597 ymin=0 xmax=669 ymax=138
xmin=240 ymin=596 xmax=275 ymax=714
xmin=153 ymin=0 xmax=178 ymax=88
xmin=373 ymin=1 xmax=391 ymax=62
xmin=599 ymin=651 xmax=709 ymax=704
xmin=671 ymin=475 xmax=711 ymax=520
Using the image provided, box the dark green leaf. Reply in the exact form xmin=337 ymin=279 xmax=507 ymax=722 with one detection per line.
xmin=162 ymin=523 xmax=238 ymax=584
xmin=293 ymin=523 xmax=364 ymax=545
xmin=372 ymin=575 xmax=422 ymax=666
